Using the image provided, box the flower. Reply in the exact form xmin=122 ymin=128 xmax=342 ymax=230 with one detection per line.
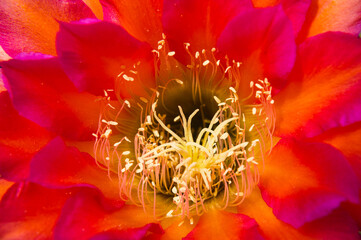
xmin=0 ymin=0 xmax=360 ymax=239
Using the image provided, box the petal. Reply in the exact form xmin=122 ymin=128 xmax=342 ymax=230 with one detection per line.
xmin=299 ymin=0 xmax=361 ymax=40
xmin=29 ymin=137 xmax=120 ymax=202
xmin=101 ymin=0 xmax=163 ymax=46
xmin=1 ymin=54 xmax=101 ymax=140
xmin=53 ymin=188 xmax=155 ymax=240
xmin=0 ymin=182 xmax=80 ymax=240
xmin=252 ymin=0 xmax=312 ymax=35
xmin=82 ymin=0 xmax=104 ymax=19
xmin=0 ymin=92 xmax=52 ymax=181
xmin=0 ymin=45 xmax=11 ymax=62
xmin=163 ymin=0 xmax=252 ymax=60
xmin=89 ymin=224 xmax=164 ymax=240
xmin=56 ymin=20 xmax=155 ymax=97
xmin=300 ymin=208 xmax=360 ymax=240
xmin=259 ymin=138 xmax=359 ymax=228
xmin=238 ymin=188 xmax=360 ymax=239
xmin=315 ymin=122 xmax=361 ymax=183
xmin=184 ymin=210 xmax=263 ymax=240
xmin=160 ymin=217 xmax=195 ymax=240
xmin=217 ymin=6 xmax=296 ymax=94
xmin=0 ymin=0 xmax=95 ymax=57
xmin=275 ymin=32 xmax=361 ymax=138
xmin=0 ymin=179 xmax=13 ymax=200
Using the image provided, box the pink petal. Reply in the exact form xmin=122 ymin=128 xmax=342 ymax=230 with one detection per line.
xmin=56 ymin=19 xmax=155 ymax=97
xmin=101 ymin=0 xmax=163 ymax=46
xmin=53 ymin=188 xmax=156 ymax=240
xmin=0 ymin=0 xmax=95 ymax=56
xmin=275 ymin=32 xmax=361 ymax=138
xmin=163 ymin=0 xmax=252 ymax=63
xmin=0 ymin=92 xmax=52 ymax=181
xmin=29 ymin=137 xmax=121 ymax=202
xmin=259 ymin=138 xmax=359 ymax=228
xmin=252 ymin=0 xmax=311 ymax=35
xmin=299 ymin=0 xmax=361 ymax=41
xmin=217 ymin=6 xmax=296 ymax=95
xmin=2 ymin=54 xmax=101 ymax=140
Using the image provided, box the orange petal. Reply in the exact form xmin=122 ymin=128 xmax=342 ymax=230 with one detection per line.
xmin=300 ymin=0 xmax=361 ymax=40
xmin=275 ymin=32 xmax=361 ymax=138
xmin=238 ymin=188 xmax=313 ymax=239
xmin=82 ymin=0 xmax=104 ymax=19
xmin=101 ymin=0 xmax=163 ymax=46
xmin=0 ymin=0 xmax=95 ymax=57
xmin=0 ymin=179 xmax=13 ymax=200
xmin=0 ymin=46 xmax=11 ymax=62
xmin=184 ymin=210 xmax=263 ymax=240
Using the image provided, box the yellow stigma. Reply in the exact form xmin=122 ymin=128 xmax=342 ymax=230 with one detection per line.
xmin=94 ymin=38 xmax=275 ymax=220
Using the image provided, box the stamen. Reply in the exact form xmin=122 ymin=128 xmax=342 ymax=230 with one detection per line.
xmin=94 ymin=44 xmax=275 ymax=221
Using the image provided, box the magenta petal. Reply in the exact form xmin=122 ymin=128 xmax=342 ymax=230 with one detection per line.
xmin=1 ymin=54 xmax=101 ymax=140
xmin=217 ymin=6 xmax=296 ymax=93
xmin=56 ymin=19 xmax=154 ymax=96
xmin=259 ymin=138 xmax=359 ymax=228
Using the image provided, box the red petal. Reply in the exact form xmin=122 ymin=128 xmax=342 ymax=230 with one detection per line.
xmin=275 ymin=32 xmax=361 ymax=138
xmin=29 ymin=137 xmax=120 ymax=202
xmin=259 ymin=138 xmax=359 ymax=228
xmin=0 ymin=92 xmax=52 ymax=181
xmin=101 ymin=0 xmax=163 ymax=46
xmin=0 ymin=0 xmax=95 ymax=57
xmin=299 ymin=0 xmax=361 ymax=41
xmin=2 ymin=54 xmax=101 ymax=140
xmin=184 ymin=210 xmax=263 ymax=240
xmin=56 ymin=20 xmax=155 ymax=97
xmin=0 ymin=182 xmax=80 ymax=239
xmin=252 ymin=0 xmax=312 ymax=35
xmin=53 ymin=188 xmax=155 ymax=240
xmin=217 ymin=6 xmax=296 ymax=95
xmin=300 ymin=208 xmax=360 ymax=240
xmin=163 ymin=0 xmax=251 ymax=60
xmin=89 ymin=224 xmax=164 ymax=240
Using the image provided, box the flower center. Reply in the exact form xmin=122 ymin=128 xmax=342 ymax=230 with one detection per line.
xmin=94 ymin=39 xmax=275 ymax=221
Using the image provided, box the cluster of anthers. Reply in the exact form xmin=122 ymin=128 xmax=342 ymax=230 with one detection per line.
xmin=94 ymin=35 xmax=275 ymax=223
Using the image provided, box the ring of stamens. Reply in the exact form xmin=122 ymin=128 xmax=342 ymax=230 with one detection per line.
xmin=94 ymin=36 xmax=275 ymax=221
